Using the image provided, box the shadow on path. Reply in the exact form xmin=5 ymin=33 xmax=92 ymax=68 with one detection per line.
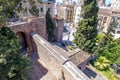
xmin=28 ymin=52 xmax=48 ymax=80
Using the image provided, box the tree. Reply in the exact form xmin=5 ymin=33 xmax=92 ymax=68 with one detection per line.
xmin=0 ymin=0 xmax=39 ymax=79
xmin=28 ymin=0 xmax=40 ymax=16
xmin=74 ymin=0 xmax=98 ymax=53
xmin=95 ymin=33 xmax=120 ymax=63
xmin=94 ymin=56 xmax=110 ymax=70
xmin=95 ymin=19 xmax=120 ymax=63
xmin=0 ymin=0 xmax=40 ymax=19
xmin=96 ymin=33 xmax=104 ymax=43
xmin=115 ymin=55 xmax=120 ymax=67
xmin=45 ymin=10 xmax=55 ymax=41
xmin=0 ymin=0 xmax=23 ymax=18
xmin=115 ymin=55 xmax=120 ymax=74
xmin=0 ymin=27 xmax=31 ymax=80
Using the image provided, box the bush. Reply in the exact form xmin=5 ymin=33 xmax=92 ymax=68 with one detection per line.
xmin=96 ymin=34 xmax=104 ymax=43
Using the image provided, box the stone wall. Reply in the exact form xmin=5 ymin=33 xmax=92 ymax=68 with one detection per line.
xmin=32 ymin=33 xmax=89 ymax=80
xmin=9 ymin=17 xmax=47 ymax=54
xmin=9 ymin=16 xmax=64 ymax=53
xmin=54 ymin=18 xmax=64 ymax=42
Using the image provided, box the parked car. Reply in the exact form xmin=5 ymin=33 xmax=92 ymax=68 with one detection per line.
xmin=63 ymin=26 xmax=68 ymax=32
xmin=111 ymin=29 xmax=120 ymax=39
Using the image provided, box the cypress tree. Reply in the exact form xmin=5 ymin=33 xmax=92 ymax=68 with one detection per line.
xmin=45 ymin=10 xmax=55 ymax=41
xmin=74 ymin=0 xmax=98 ymax=53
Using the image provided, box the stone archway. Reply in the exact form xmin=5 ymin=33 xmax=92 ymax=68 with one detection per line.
xmin=16 ymin=32 xmax=28 ymax=53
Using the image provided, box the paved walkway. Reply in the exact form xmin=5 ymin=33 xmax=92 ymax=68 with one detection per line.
xmin=28 ymin=52 xmax=56 ymax=80
xmin=28 ymin=52 xmax=47 ymax=80
xmin=63 ymin=26 xmax=76 ymax=41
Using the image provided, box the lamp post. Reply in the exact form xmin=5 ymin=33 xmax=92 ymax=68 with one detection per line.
xmin=66 ymin=32 xmax=70 ymax=45
xmin=67 ymin=32 xmax=70 ymax=41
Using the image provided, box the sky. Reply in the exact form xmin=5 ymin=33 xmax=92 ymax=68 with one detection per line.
xmin=56 ymin=0 xmax=62 ymax=3
xmin=105 ymin=0 xmax=111 ymax=5
xmin=56 ymin=0 xmax=79 ymax=3
xmin=56 ymin=0 xmax=112 ymax=5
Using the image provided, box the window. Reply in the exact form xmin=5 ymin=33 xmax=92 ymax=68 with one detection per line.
xmin=40 ymin=8 xmax=43 ymax=12
xmin=117 ymin=31 xmax=120 ymax=34
xmin=24 ymin=7 xmax=27 ymax=14
xmin=117 ymin=24 xmax=120 ymax=28
xmin=112 ymin=30 xmax=116 ymax=34
xmin=77 ymin=14 xmax=80 ymax=16
xmin=48 ymin=8 xmax=50 ymax=12
xmin=103 ymin=17 xmax=107 ymax=23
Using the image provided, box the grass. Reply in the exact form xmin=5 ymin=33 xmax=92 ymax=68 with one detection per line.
xmin=97 ymin=69 xmax=120 ymax=80
xmin=90 ymin=61 xmax=120 ymax=80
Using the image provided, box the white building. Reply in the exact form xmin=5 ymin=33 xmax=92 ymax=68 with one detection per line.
xmin=73 ymin=3 xmax=82 ymax=27
xmin=55 ymin=1 xmax=75 ymax=23
xmin=111 ymin=0 xmax=120 ymax=10
xmin=55 ymin=1 xmax=82 ymax=27
xmin=20 ymin=0 xmax=55 ymax=17
xmin=97 ymin=0 xmax=106 ymax=6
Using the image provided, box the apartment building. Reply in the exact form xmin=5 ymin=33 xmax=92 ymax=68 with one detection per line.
xmin=56 ymin=1 xmax=82 ymax=27
xmin=98 ymin=7 xmax=112 ymax=32
xmin=55 ymin=1 xmax=76 ymax=23
xmin=65 ymin=4 xmax=75 ymax=23
xmin=73 ymin=3 xmax=82 ymax=27
xmin=97 ymin=0 xmax=120 ymax=33
xmin=98 ymin=6 xmax=120 ymax=33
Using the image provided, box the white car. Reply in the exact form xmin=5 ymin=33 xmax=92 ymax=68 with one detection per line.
xmin=112 ymin=29 xmax=120 ymax=39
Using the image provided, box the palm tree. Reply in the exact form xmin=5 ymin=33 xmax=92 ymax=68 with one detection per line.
xmin=95 ymin=56 xmax=110 ymax=70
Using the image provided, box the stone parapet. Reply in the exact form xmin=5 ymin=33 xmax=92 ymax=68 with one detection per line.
xmin=32 ymin=33 xmax=89 ymax=80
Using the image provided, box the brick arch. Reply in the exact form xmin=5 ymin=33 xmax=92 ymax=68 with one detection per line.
xmin=9 ymin=17 xmax=47 ymax=54
xmin=16 ymin=32 xmax=28 ymax=53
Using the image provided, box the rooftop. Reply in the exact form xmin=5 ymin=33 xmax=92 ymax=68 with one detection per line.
xmin=98 ymin=7 xmax=112 ymax=15
xmin=66 ymin=48 xmax=91 ymax=66
xmin=42 ymin=0 xmax=55 ymax=3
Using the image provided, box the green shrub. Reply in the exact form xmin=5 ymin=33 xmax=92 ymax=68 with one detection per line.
xmin=96 ymin=34 xmax=104 ymax=43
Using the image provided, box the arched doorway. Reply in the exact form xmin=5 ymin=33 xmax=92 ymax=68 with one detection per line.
xmin=16 ymin=32 xmax=28 ymax=53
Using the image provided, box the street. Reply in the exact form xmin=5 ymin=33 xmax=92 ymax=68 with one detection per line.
xmin=62 ymin=24 xmax=76 ymax=41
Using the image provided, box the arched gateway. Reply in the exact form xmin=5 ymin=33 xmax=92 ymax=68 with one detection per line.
xmin=16 ymin=32 xmax=28 ymax=53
